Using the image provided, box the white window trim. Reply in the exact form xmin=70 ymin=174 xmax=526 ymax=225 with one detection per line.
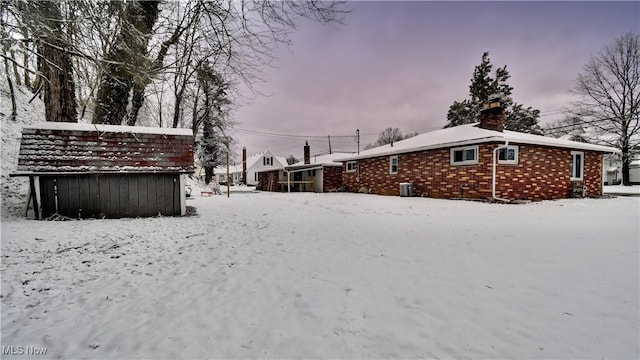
xmin=571 ymin=151 xmax=584 ymax=181
xmin=450 ymin=145 xmax=479 ymax=165
xmin=389 ymin=156 xmax=398 ymax=174
xmin=498 ymin=145 xmax=519 ymax=165
xmin=346 ymin=161 xmax=357 ymax=173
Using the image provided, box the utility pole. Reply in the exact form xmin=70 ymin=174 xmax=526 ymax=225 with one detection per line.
xmin=356 ymin=129 xmax=360 ymax=183
xmin=328 ymin=135 xmax=332 ymax=154
xmin=226 ymin=150 xmax=230 ymax=198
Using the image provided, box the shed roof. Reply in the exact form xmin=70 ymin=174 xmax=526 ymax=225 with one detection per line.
xmin=15 ymin=123 xmax=194 ymax=174
xmin=336 ymin=123 xmax=619 ymax=162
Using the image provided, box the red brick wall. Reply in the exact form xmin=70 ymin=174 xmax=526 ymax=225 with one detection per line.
xmin=342 ymin=143 xmax=603 ymax=201
xmin=322 ymin=166 xmax=343 ymax=192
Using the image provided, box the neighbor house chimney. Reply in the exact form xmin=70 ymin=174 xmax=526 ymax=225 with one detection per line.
xmin=242 ymin=147 xmax=247 ymax=184
xmin=304 ymin=141 xmax=310 ymax=164
xmin=479 ymin=94 xmax=504 ymax=132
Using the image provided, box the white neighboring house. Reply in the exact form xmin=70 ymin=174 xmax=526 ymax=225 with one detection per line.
xmin=606 ymin=152 xmax=640 ymax=185
xmin=559 ymin=132 xmax=640 ymax=185
xmin=212 ymin=151 xmax=288 ymax=186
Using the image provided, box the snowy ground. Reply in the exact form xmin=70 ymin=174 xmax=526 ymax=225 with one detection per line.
xmin=2 ymin=85 xmax=639 ymax=358
xmin=604 ymin=184 xmax=640 ymax=195
xmin=1 ymin=191 xmax=638 ymax=359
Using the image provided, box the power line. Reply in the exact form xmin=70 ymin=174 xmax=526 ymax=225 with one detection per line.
xmin=543 ymin=115 xmax=638 ymax=131
xmin=232 ymin=127 xmax=355 ymax=139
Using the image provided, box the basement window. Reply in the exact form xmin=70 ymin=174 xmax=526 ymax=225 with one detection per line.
xmin=570 ymin=151 xmax=584 ymax=180
xmin=498 ymin=146 xmax=519 ymax=165
xmin=389 ymin=156 xmax=398 ymax=174
xmin=450 ymin=146 xmax=478 ymax=165
xmin=346 ymin=161 xmax=357 ymax=173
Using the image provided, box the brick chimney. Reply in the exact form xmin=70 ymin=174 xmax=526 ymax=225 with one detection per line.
xmin=479 ymin=94 xmax=504 ymax=132
xmin=242 ymin=147 xmax=247 ymax=184
xmin=304 ymin=141 xmax=310 ymax=164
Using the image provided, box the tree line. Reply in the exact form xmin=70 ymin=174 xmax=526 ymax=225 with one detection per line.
xmin=1 ymin=0 xmax=348 ymax=182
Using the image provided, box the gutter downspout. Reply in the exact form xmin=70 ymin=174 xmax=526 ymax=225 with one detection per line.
xmin=286 ymin=170 xmax=291 ymax=193
xmin=492 ymin=141 xmax=511 ymax=202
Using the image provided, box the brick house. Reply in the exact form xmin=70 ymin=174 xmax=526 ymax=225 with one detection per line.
xmin=13 ymin=122 xmax=193 ymax=219
xmin=257 ymin=142 xmax=344 ymax=193
xmin=336 ymin=98 xmax=617 ymax=201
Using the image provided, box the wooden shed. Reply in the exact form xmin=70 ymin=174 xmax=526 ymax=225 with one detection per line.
xmin=13 ymin=123 xmax=194 ymax=219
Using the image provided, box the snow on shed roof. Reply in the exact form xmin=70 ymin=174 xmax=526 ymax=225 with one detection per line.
xmin=22 ymin=122 xmax=193 ymax=136
xmin=336 ymin=123 xmax=619 ymax=162
xmin=15 ymin=123 xmax=194 ymax=174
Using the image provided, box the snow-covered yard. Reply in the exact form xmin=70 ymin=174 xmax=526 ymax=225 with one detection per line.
xmin=1 ymin=192 xmax=638 ymax=359
xmin=604 ymin=184 xmax=640 ymax=196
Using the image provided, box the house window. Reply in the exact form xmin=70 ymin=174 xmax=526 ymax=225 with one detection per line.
xmin=571 ymin=151 xmax=584 ymax=180
xmin=389 ymin=156 xmax=398 ymax=174
xmin=450 ymin=145 xmax=479 ymax=165
xmin=346 ymin=161 xmax=357 ymax=173
xmin=254 ymin=173 xmax=258 ymax=182
xmin=498 ymin=146 xmax=518 ymax=165
xmin=263 ymin=157 xmax=273 ymax=166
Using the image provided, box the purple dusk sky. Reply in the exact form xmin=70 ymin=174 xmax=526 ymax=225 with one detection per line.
xmin=230 ymin=1 xmax=640 ymax=160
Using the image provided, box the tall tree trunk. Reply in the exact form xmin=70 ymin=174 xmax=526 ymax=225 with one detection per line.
xmin=172 ymin=86 xmax=187 ymax=128
xmin=126 ymin=83 xmax=146 ymax=126
xmin=93 ymin=1 xmax=160 ymax=125
xmin=127 ymin=21 xmax=191 ymax=126
xmin=4 ymin=56 xmax=17 ymax=121
xmin=191 ymin=87 xmax=200 ymax=137
xmin=203 ymin=117 xmax=214 ymax=184
xmin=10 ymin=50 xmax=21 ymax=86
xmin=38 ymin=1 xmax=77 ymax=123
xmin=21 ymin=28 xmax=31 ymax=90
xmin=621 ymin=142 xmax=630 ymax=186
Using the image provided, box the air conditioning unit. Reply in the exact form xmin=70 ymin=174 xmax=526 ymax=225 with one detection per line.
xmin=399 ymin=183 xmax=414 ymax=197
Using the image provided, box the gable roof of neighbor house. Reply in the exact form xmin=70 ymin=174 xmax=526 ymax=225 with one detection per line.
xmin=213 ymin=151 xmax=288 ymax=175
xmin=336 ymin=123 xmax=619 ymax=162
xmin=15 ymin=122 xmax=194 ymax=174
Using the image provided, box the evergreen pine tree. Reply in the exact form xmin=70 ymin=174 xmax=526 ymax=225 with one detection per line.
xmin=445 ymin=52 xmax=541 ymax=134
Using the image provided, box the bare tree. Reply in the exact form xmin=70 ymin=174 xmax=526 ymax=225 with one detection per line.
xmin=4 ymin=1 xmax=125 ymax=123
xmin=0 ymin=1 xmax=17 ymax=120
xmin=376 ymin=127 xmax=404 ymax=146
xmin=94 ymin=0 xmax=348 ymax=126
xmin=572 ymin=32 xmax=640 ymax=186
xmin=9 ymin=1 xmax=78 ymax=122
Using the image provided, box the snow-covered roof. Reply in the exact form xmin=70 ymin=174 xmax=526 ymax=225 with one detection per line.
xmin=336 ymin=123 xmax=619 ymax=162
xmin=22 ymin=122 xmax=193 ymax=136
xmin=16 ymin=123 xmax=194 ymax=174
xmin=288 ymin=153 xmax=350 ymax=169
xmin=275 ymin=156 xmax=289 ymax=168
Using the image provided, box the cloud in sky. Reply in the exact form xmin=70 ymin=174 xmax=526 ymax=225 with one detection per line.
xmin=230 ymin=1 xmax=639 ymax=159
